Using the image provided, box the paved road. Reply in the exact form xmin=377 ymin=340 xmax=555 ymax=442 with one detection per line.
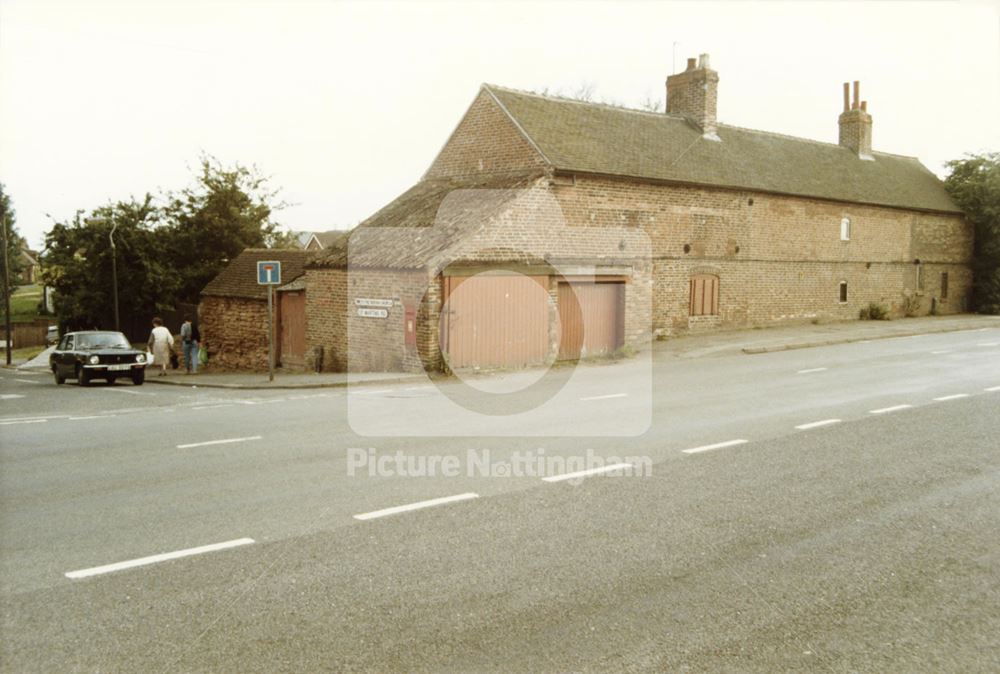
xmin=1 ymin=327 xmax=999 ymax=671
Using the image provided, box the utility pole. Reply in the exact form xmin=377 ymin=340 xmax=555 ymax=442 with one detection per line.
xmin=1 ymin=213 xmax=11 ymax=365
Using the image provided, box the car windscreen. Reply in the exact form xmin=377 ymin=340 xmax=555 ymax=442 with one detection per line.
xmin=75 ymin=333 xmax=132 ymax=350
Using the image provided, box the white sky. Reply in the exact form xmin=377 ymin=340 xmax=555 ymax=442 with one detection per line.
xmin=2 ymin=0 xmax=999 ymax=249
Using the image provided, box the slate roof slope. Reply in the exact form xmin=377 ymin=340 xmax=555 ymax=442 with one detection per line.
xmin=309 ymin=173 xmax=542 ymax=269
xmin=486 ymin=85 xmax=960 ymax=214
xmin=201 ymin=249 xmax=315 ymax=299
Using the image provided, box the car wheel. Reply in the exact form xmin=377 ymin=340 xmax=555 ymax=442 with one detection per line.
xmin=76 ymin=366 xmax=90 ymax=387
xmin=132 ymin=371 xmax=145 ymax=386
xmin=107 ymin=376 xmax=117 ymax=385
xmin=53 ymin=368 xmax=66 ymax=385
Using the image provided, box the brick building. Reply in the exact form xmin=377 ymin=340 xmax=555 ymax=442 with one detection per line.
xmin=199 ymin=249 xmax=314 ymax=370
xmin=305 ymin=53 xmax=971 ymax=373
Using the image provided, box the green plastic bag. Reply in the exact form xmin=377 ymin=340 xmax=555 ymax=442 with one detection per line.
xmin=198 ymin=345 xmax=208 ymax=366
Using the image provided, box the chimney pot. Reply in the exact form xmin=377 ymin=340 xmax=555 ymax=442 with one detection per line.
xmin=860 ymin=100 xmax=867 ymax=112
xmin=698 ymin=53 xmax=711 ymax=69
xmin=686 ymin=57 xmax=697 ymax=71
xmin=852 ymin=80 xmax=860 ymax=109
xmin=842 ymin=82 xmax=850 ymax=112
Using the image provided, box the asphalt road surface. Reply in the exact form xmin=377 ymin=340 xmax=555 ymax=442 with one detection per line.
xmin=2 ymin=327 xmax=999 ymax=672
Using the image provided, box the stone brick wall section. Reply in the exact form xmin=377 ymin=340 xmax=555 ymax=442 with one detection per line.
xmin=305 ymin=267 xmax=442 ymax=373
xmin=199 ymin=296 xmax=271 ymax=371
xmin=550 ymin=174 xmax=972 ymax=334
xmin=424 ymin=89 xmax=548 ymax=179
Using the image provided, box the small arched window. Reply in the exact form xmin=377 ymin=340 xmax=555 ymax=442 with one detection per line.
xmin=840 ymin=217 xmax=851 ymax=241
xmin=690 ymin=274 xmax=720 ymax=316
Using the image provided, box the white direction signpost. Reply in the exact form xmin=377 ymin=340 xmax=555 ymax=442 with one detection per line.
xmin=257 ymin=261 xmax=282 ymax=382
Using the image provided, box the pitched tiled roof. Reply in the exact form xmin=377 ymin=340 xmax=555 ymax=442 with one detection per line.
xmin=309 ymin=173 xmax=541 ymax=269
xmin=313 ymin=230 xmax=351 ymax=249
xmin=486 ymin=85 xmax=961 ymax=214
xmin=201 ymin=249 xmax=315 ymax=299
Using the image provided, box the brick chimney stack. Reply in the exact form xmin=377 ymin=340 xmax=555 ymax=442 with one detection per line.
xmin=838 ymin=80 xmax=873 ymax=160
xmin=666 ymin=53 xmax=720 ymax=141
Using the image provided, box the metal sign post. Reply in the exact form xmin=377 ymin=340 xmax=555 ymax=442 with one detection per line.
xmin=257 ymin=260 xmax=282 ymax=382
xmin=267 ymin=284 xmax=274 ymax=382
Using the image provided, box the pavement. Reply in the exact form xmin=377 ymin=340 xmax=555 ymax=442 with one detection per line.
xmin=11 ymin=314 xmax=999 ymax=390
xmin=2 ymin=322 xmax=999 ymax=671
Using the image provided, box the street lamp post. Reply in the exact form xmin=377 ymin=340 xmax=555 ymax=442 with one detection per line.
xmin=109 ymin=221 xmax=119 ymax=332
xmin=85 ymin=217 xmax=119 ymax=331
xmin=1 ymin=213 xmax=11 ymax=365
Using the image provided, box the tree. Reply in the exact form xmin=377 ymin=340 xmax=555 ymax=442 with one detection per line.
xmin=41 ymin=195 xmax=176 ymax=332
xmin=0 ymin=183 xmax=25 ymax=297
xmin=163 ymin=155 xmax=287 ymax=303
xmin=944 ymin=152 xmax=1000 ymax=314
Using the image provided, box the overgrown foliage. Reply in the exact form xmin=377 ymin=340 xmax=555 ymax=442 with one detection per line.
xmin=0 ymin=183 xmax=26 ymax=297
xmin=41 ymin=195 xmax=174 ymax=331
xmin=163 ymin=156 xmax=290 ymax=303
xmin=859 ymin=302 xmax=890 ymax=320
xmin=41 ymin=156 xmax=293 ymax=332
xmin=944 ymin=152 xmax=1000 ymax=314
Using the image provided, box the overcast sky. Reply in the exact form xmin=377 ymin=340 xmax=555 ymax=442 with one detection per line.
xmin=2 ymin=0 xmax=998 ymax=249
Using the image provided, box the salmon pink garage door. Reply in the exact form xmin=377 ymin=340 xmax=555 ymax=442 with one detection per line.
xmin=558 ymin=282 xmax=624 ymax=360
xmin=442 ymin=273 xmax=550 ymax=369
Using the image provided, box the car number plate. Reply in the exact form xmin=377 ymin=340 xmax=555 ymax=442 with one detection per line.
xmin=107 ymin=364 xmax=132 ymax=371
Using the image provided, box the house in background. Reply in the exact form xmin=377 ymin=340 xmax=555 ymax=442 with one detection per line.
xmin=198 ymin=249 xmax=315 ymax=370
xmin=18 ymin=246 xmax=39 ymax=284
xmin=293 ymin=229 xmax=352 ymax=251
xmin=302 ymin=53 xmax=971 ymax=373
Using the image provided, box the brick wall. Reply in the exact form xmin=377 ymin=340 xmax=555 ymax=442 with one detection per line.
xmin=550 ymin=174 xmax=973 ymax=334
xmin=306 ymin=267 xmax=442 ymax=373
xmin=199 ymin=295 xmax=271 ymax=371
xmin=424 ymin=89 xmax=548 ymax=179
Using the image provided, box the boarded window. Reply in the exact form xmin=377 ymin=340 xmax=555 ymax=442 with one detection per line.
xmin=839 ymin=281 xmax=848 ymax=303
xmin=840 ymin=217 xmax=851 ymax=241
xmin=689 ymin=274 xmax=720 ymax=316
xmin=941 ymin=272 xmax=949 ymax=299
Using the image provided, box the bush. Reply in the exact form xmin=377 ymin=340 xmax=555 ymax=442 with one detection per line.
xmin=859 ymin=302 xmax=890 ymax=320
xmin=901 ymin=294 xmax=922 ymax=317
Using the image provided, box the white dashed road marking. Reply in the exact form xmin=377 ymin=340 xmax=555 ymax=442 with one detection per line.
xmin=176 ymin=435 xmax=262 ymax=449
xmin=795 ymin=419 xmax=842 ymax=430
xmin=580 ymin=393 xmax=628 ymax=401
xmin=1 ymin=394 xmax=26 ymax=400
xmin=354 ymin=493 xmax=479 ymax=520
xmin=931 ymin=350 xmax=953 ymax=355
xmin=0 ymin=418 xmax=47 ymax=426
xmin=978 ymin=342 xmax=999 ymax=347
xmin=986 ymin=386 xmax=1000 ymax=392
xmin=64 ymin=538 xmax=255 ymax=579
xmin=933 ymin=394 xmax=970 ymax=402
xmin=542 ymin=463 xmax=636 ymax=482
xmin=869 ymin=404 xmax=913 ymax=415
xmin=14 ymin=379 xmax=42 ymax=384
xmin=681 ymin=439 xmax=749 ymax=455
xmin=797 ymin=367 xmax=828 ymax=374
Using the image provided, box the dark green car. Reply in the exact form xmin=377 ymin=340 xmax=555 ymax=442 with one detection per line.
xmin=50 ymin=331 xmax=148 ymax=386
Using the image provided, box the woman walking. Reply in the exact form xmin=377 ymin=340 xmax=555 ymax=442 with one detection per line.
xmin=147 ymin=317 xmax=174 ymax=377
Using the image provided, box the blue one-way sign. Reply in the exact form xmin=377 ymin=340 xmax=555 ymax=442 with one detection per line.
xmin=257 ymin=260 xmax=282 ymax=285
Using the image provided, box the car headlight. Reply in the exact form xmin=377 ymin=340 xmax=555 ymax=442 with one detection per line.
xmin=88 ymin=355 xmax=100 ymax=365
xmin=136 ymin=353 xmax=146 ymax=363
